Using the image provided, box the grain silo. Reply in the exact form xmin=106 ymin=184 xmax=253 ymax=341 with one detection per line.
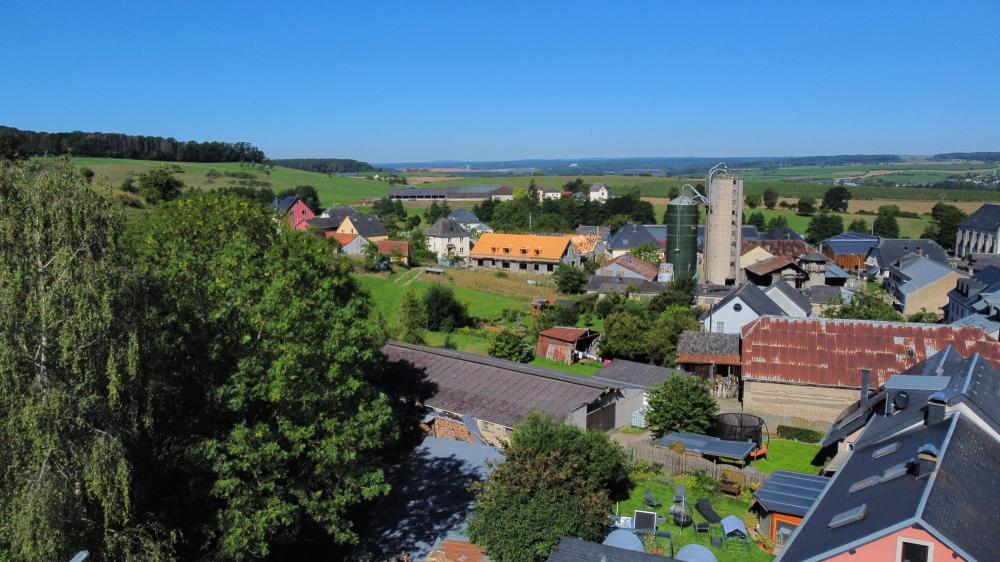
xmin=665 ymin=194 xmax=699 ymax=278
xmin=703 ymin=165 xmax=744 ymax=285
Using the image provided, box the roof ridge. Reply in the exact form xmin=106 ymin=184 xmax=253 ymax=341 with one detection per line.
xmin=384 ymin=341 xmax=615 ymax=390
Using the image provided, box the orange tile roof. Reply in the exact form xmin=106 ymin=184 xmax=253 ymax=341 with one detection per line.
xmin=332 ymin=233 xmax=358 ymax=246
xmin=470 ymin=233 xmax=572 ymax=262
xmin=378 ymin=240 xmax=409 ymax=256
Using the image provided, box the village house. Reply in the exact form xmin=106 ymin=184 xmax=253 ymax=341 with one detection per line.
xmin=588 ymin=182 xmax=609 ymax=202
xmin=583 ymin=276 xmax=668 ymax=298
xmin=270 ymin=196 xmax=315 ymax=231
xmin=744 ymin=255 xmax=809 ymax=288
xmin=382 ymin=342 xmax=634 ymax=443
xmin=570 ymin=233 xmax=606 ymax=262
xmin=739 ymin=316 xmax=1000 ymax=428
xmin=338 ymin=214 xmax=388 ymax=242
xmin=739 ymin=245 xmax=774 ymax=269
xmin=447 ymin=208 xmax=492 ymax=236
xmin=779 ymin=346 xmax=1000 ymax=562
xmin=609 ymin=223 xmax=660 ymax=258
xmin=425 ymin=217 xmax=470 ymax=262
xmin=537 ymin=188 xmax=562 ymax=201
xmin=490 ymin=185 xmax=514 ymax=201
xmin=377 ymin=240 xmax=409 ymax=266
xmin=884 ymin=255 xmax=965 ymax=316
xmin=762 ymin=280 xmax=812 ymax=317
xmin=700 ymin=282 xmax=788 ymax=334
xmin=535 ymin=327 xmax=600 ymax=364
xmin=594 ymin=253 xmax=659 ymax=282
xmin=676 ymin=331 xmax=742 ymax=399
xmin=801 ymin=284 xmax=854 ymax=315
xmin=820 ymin=231 xmax=879 ymax=273
xmin=865 ymin=237 xmax=949 ymax=278
xmin=333 ymin=232 xmax=368 ymax=256
xmin=797 ymin=251 xmax=850 ymax=288
xmin=469 ymin=232 xmax=579 ymax=274
xmin=955 ymin=203 xmax=1000 ymax=256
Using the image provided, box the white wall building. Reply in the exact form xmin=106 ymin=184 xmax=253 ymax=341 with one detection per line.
xmin=425 ymin=218 xmax=470 ymax=261
xmin=589 ymin=183 xmax=609 ymax=202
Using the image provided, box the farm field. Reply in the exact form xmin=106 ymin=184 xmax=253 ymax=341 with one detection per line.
xmin=752 ymin=209 xmax=930 ymax=238
xmin=36 ymin=156 xmax=391 ymax=206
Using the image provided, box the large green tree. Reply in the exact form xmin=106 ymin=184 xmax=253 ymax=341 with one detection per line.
xmin=132 ymin=194 xmax=397 ymax=559
xmin=762 ymin=188 xmax=779 ymax=210
xmin=806 ymin=211 xmax=844 ymax=243
xmin=552 ymin=263 xmax=586 ymax=294
xmin=645 ymin=306 xmax=701 ymax=367
xmin=928 ymin=203 xmax=966 ymax=254
xmin=467 ymin=414 xmax=627 ymax=562
xmin=873 ymin=208 xmax=900 ymax=238
xmin=646 ymin=375 xmax=718 ymax=436
xmin=137 ymin=166 xmax=184 ymax=203
xmin=824 ymin=283 xmax=903 ymax=321
xmin=0 ymin=161 xmax=171 ymax=561
xmin=821 ymin=185 xmax=852 ymax=212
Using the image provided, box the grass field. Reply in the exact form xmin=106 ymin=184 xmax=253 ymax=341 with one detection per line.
xmin=39 ymin=156 xmax=391 ymax=206
xmin=528 ymin=357 xmax=602 ymax=376
xmin=753 ymin=209 xmax=930 ymax=238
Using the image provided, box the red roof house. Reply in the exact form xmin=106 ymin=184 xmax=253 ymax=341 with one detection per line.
xmin=378 ymin=240 xmax=410 ymax=265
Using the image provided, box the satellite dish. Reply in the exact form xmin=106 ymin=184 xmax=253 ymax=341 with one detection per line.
xmin=893 ymin=391 xmax=910 ymax=411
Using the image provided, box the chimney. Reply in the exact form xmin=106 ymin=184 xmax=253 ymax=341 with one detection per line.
xmin=925 ymin=392 xmax=946 ymax=426
xmin=860 ymin=369 xmax=871 ymax=409
xmin=910 ymin=443 xmax=940 ymax=479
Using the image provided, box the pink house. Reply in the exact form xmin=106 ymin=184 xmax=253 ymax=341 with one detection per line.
xmin=271 ymin=196 xmax=315 ymax=231
xmin=776 ymin=346 xmax=1000 ymax=562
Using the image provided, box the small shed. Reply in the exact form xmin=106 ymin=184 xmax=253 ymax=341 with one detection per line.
xmin=536 ymin=327 xmax=600 ymax=364
xmin=751 ymin=470 xmax=830 ymax=549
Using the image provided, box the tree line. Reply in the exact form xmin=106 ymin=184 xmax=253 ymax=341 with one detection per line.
xmin=472 ymin=182 xmax=655 ymax=232
xmin=0 ymin=160 xmax=425 ymax=561
xmin=0 ymin=125 xmax=266 ymax=163
xmin=271 ymin=158 xmax=377 ymax=174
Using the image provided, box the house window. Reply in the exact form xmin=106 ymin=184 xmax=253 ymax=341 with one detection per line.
xmin=716 ymin=322 xmax=724 ymax=333
xmin=547 ymin=264 xmax=553 ymax=272
xmin=897 ymin=538 xmax=932 ymax=562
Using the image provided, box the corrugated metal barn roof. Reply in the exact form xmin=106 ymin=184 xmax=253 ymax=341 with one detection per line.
xmin=741 ymin=316 xmax=1000 ymax=387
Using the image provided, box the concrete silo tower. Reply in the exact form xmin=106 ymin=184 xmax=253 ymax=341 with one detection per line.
xmin=702 ymin=164 xmax=743 ymax=285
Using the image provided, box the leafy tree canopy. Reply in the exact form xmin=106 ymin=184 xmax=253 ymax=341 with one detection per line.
xmin=820 ymin=185 xmax=852 ymax=212
xmin=646 ymin=375 xmax=719 ymax=436
xmin=488 ymin=329 xmax=534 ymax=363
xmin=762 ymin=188 xmax=779 ymax=210
xmin=806 ymin=211 xmax=844 ymax=243
xmin=553 ymin=263 xmax=586 ymax=294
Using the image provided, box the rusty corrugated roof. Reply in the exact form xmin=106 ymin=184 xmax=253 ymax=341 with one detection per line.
xmin=744 ymin=255 xmax=799 ymax=276
xmin=741 ymin=316 xmax=1000 ymax=387
xmin=538 ymin=326 xmax=595 ymax=343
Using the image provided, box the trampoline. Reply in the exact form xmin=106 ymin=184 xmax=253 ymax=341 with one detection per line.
xmin=715 ymin=413 xmax=769 ymax=459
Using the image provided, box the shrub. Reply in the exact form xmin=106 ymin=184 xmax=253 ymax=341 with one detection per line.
xmin=776 ymin=425 xmax=823 ymax=443
xmin=646 ymin=375 xmax=719 ymax=436
xmin=422 ymin=284 xmax=469 ymax=332
xmin=488 ymin=329 xmax=534 ymax=363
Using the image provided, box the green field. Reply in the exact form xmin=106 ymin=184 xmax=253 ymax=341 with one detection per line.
xmin=39 ymin=156 xmax=391 ymax=206
xmin=753 ymin=209 xmax=930 ymax=238
xmin=38 ymin=158 xmax=1000 ymax=213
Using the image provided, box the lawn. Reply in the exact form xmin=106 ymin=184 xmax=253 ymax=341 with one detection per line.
xmin=752 ymin=439 xmax=823 ymax=475
xmin=617 ymin=473 xmax=774 ymax=562
xmin=753 ymin=208 xmax=929 ymax=238
xmin=528 ymin=357 xmax=602 ymax=377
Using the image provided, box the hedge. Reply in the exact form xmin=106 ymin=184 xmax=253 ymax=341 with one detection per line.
xmin=776 ymin=425 xmax=823 ymax=443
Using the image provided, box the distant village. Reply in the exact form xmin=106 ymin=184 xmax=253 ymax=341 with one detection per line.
xmin=269 ymin=166 xmax=1000 ymax=562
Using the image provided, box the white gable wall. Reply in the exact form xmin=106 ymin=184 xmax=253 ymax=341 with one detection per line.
xmin=701 ymin=296 xmax=761 ymax=334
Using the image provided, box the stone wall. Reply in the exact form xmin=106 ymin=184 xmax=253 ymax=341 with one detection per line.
xmin=743 ymin=380 xmax=860 ymax=428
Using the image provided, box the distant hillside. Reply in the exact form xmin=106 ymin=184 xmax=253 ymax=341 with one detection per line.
xmin=932 ymin=152 xmax=1000 ymax=162
xmin=0 ymin=125 xmax=265 ymax=163
xmin=272 ymin=158 xmax=377 ymax=174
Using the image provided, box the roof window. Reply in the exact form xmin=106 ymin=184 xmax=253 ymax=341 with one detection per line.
xmin=872 ymin=442 xmax=900 ymax=459
xmin=828 ymin=504 xmax=868 ymax=529
xmin=880 ymin=462 xmax=909 ymax=483
xmin=849 ymin=476 xmax=880 ymax=493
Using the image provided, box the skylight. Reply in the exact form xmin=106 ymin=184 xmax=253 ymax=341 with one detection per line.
xmin=849 ymin=476 xmax=880 ymax=493
xmin=829 ymin=505 xmax=868 ymax=529
xmin=873 ymin=442 xmax=901 ymax=459
xmin=880 ymin=462 xmax=909 ymax=483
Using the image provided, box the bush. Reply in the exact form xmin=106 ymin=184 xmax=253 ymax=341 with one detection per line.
xmin=488 ymin=329 xmax=534 ymax=363
xmin=776 ymin=425 xmax=823 ymax=443
xmin=422 ymin=284 xmax=469 ymax=332
xmin=553 ymin=264 xmax=586 ymax=294
xmin=646 ymin=375 xmax=719 ymax=436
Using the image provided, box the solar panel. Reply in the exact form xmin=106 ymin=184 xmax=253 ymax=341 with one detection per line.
xmin=633 ymin=510 xmax=657 ymax=531
xmin=828 ymin=504 xmax=868 ymax=529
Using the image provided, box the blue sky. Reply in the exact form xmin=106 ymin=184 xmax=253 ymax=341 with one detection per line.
xmin=2 ymin=1 xmax=997 ymax=162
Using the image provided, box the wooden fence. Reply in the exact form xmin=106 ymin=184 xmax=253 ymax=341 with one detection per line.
xmin=619 ymin=439 xmax=768 ymax=487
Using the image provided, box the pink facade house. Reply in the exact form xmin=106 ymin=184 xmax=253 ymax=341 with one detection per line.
xmin=271 ymin=196 xmax=315 ymax=231
xmin=777 ymin=346 xmax=1000 ymax=562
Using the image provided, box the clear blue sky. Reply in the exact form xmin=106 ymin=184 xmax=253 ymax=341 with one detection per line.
xmin=2 ymin=1 xmax=998 ymax=162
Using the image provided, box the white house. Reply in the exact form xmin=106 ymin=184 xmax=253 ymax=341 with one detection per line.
xmin=538 ymin=188 xmax=562 ymax=202
xmin=589 ymin=183 xmax=609 ymax=202
xmin=425 ymin=217 xmax=470 ymax=261
xmin=447 ymin=209 xmax=493 ymax=237
xmin=699 ymin=282 xmax=788 ymax=334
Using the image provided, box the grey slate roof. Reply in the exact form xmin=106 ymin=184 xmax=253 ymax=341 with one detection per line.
xmin=821 ymin=231 xmax=879 ymax=256
xmin=382 ymin=342 xmax=616 ymax=428
xmin=780 ymin=349 xmax=1000 ymax=562
xmin=610 ymin=223 xmax=659 ymax=251
xmin=425 ymin=217 xmax=468 ymax=238
xmin=960 ymin=203 xmax=1000 ymax=230
xmin=584 ymin=275 xmax=668 ymax=295
xmin=348 ymin=214 xmax=388 ymax=237
xmin=700 ymin=282 xmax=786 ymax=320
xmin=305 ymin=216 xmax=345 ymax=229
xmin=892 ymin=257 xmax=959 ymax=295
xmin=676 ymin=331 xmax=741 ymax=357
xmin=270 ymin=195 xmax=298 ymax=213
xmin=592 ymin=359 xmax=687 ymax=389
xmin=802 ymin=284 xmax=851 ymax=306
xmin=868 ymin=238 xmax=949 ymax=269
xmin=642 ymin=224 xmax=667 ymax=246
xmin=766 ymin=279 xmax=813 ymax=315
xmin=547 ymin=537 xmax=675 ymax=562
xmin=760 ymin=226 xmax=806 ymax=242
xmin=447 ymin=208 xmax=480 ymax=223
